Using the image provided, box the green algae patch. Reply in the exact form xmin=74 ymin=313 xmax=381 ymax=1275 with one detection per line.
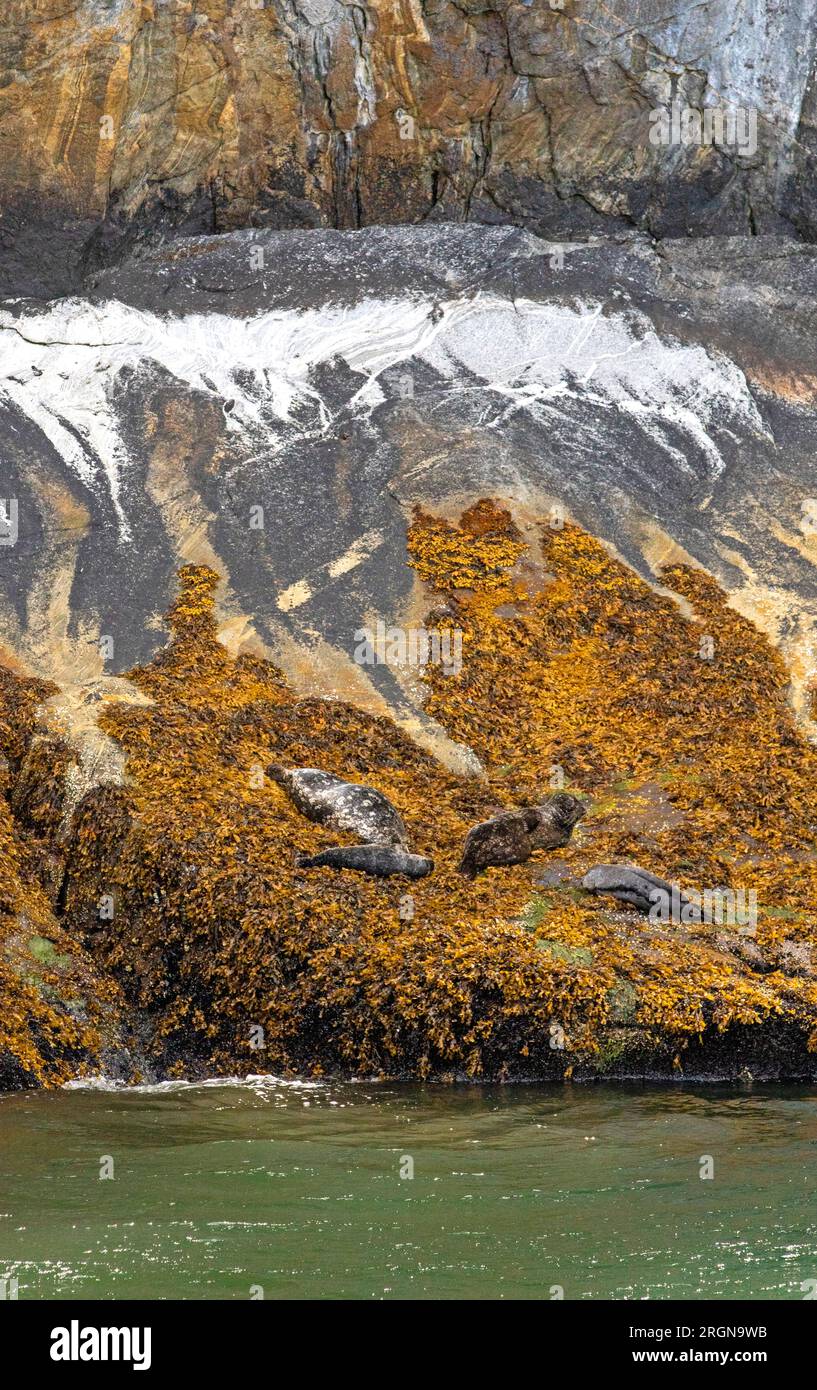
xmin=606 ymin=980 xmax=639 ymax=1024
xmin=535 ymin=940 xmax=595 ymax=968
xmin=28 ymin=936 xmax=71 ymax=969
xmin=519 ymin=895 xmax=551 ymax=932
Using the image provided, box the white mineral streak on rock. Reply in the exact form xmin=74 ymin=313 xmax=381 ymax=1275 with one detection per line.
xmin=0 ymin=293 xmax=767 ymax=540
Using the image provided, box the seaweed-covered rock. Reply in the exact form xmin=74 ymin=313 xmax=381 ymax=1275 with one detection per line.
xmin=0 ymin=669 xmax=124 ymax=1088
xmin=4 ymin=507 xmax=817 ymax=1085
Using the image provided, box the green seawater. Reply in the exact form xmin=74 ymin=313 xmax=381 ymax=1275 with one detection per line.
xmin=1 ymin=1080 xmax=816 ymax=1301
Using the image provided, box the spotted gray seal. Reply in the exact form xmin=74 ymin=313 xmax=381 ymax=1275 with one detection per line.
xmin=269 ymin=766 xmax=408 ymax=848
xmin=295 ymin=845 xmax=434 ymax=879
xmin=457 ymin=793 xmax=586 ymax=880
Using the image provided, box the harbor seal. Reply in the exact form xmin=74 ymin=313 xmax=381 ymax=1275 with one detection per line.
xmin=457 ymin=793 xmax=586 ymax=880
xmin=528 ymin=792 xmax=587 ymax=850
xmin=295 ymin=845 xmax=434 ymax=879
xmin=582 ymin=864 xmax=702 ymax=922
xmin=269 ymin=766 xmax=408 ymax=848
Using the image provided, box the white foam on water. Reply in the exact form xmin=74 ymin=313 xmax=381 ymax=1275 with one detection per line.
xmin=0 ymin=293 xmax=767 ymax=540
xmin=62 ymin=1073 xmax=324 ymax=1095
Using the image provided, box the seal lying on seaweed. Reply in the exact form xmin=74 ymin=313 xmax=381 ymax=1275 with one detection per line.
xmin=457 ymin=793 xmax=586 ymax=879
xmin=269 ymin=766 xmax=409 ymax=847
xmin=296 ymin=845 xmax=434 ymax=879
xmin=582 ymin=864 xmax=702 ymax=921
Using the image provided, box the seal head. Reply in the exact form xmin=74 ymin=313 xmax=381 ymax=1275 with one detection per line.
xmin=528 ymin=792 xmax=586 ymax=849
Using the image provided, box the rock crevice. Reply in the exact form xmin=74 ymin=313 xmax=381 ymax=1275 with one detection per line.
xmin=4 ymin=1 xmax=817 ymax=294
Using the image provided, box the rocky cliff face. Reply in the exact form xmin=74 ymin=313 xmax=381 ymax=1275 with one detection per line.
xmin=3 ymin=0 xmax=817 ymax=297
xmin=1 ymin=223 xmax=817 ymax=1084
xmin=4 ymin=4 xmax=817 ymax=1086
xmin=3 ymin=226 xmax=817 ymax=751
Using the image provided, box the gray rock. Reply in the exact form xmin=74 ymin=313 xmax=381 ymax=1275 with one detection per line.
xmin=5 ymin=2 xmax=817 ymax=297
xmin=4 ymin=226 xmax=817 ymax=743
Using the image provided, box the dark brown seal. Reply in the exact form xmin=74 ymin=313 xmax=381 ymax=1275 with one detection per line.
xmin=457 ymin=793 xmax=586 ymax=880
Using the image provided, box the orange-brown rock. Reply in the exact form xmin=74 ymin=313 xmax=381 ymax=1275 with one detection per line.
xmin=2 ymin=0 xmax=816 ymax=294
